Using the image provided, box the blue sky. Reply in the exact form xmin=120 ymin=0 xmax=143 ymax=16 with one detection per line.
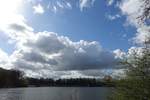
xmin=21 ymin=0 xmax=135 ymax=51
xmin=0 ymin=0 xmax=136 ymax=53
xmin=0 ymin=0 xmax=149 ymax=78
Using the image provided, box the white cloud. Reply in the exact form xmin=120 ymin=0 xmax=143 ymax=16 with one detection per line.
xmin=113 ymin=49 xmax=126 ymax=59
xmin=119 ymin=0 xmax=144 ymax=26
xmin=132 ymin=26 xmax=150 ymax=45
xmin=47 ymin=1 xmax=72 ymax=13
xmin=79 ymin=0 xmax=95 ymax=11
xmin=106 ymin=14 xmax=121 ymax=20
xmin=0 ymin=0 xmax=33 ymax=41
xmin=47 ymin=0 xmax=95 ymax=12
xmin=66 ymin=2 xmax=72 ymax=9
xmin=0 ymin=31 xmax=122 ymax=78
xmin=33 ymin=4 xmax=44 ymax=14
xmin=30 ymin=0 xmax=96 ymax=13
xmin=0 ymin=0 xmax=122 ymax=78
xmin=12 ymin=32 xmax=118 ymax=71
xmin=56 ymin=1 xmax=64 ymax=9
xmin=0 ymin=8 xmax=124 ymax=78
xmin=118 ymin=0 xmax=150 ymax=45
xmin=0 ymin=13 xmax=34 ymax=44
xmin=2 ymin=0 xmax=148 ymax=78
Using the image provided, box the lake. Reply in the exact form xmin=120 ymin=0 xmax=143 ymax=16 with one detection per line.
xmin=0 ymin=87 xmax=112 ymax=100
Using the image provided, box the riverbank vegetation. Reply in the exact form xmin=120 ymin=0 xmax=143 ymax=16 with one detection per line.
xmin=0 ymin=68 xmax=27 ymax=88
xmin=0 ymin=68 xmax=115 ymax=88
xmin=109 ymin=44 xmax=150 ymax=100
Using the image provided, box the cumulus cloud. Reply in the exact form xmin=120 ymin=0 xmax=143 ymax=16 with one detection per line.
xmin=2 ymin=0 xmax=145 ymax=78
xmin=11 ymin=32 xmax=118 ymax=71
xmin=0 ymin=22 xmax=134 ymax=79
xmin=42 ymin=46 xmax=144 ymax=79
xmin=33 ymin=4 xmax=45 ymax=14
xmin=113 ymin=49 xmax=126 ymax=59
xmin=0 ymin=31 xmax=123 ymax=78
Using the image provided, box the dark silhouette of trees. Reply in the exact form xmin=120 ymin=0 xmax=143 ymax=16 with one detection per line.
xmin=55 ymin=78 xmax=99 ymax=87
xmin=26 ymin=77 xmax=114 ymax=87
xmin=0 ymin=68 xmax=27 ymax=88
xmin=0 ymin=68 xmax=114 ymax=88
xmin=26 ymin=78 xmax=55 ymax=87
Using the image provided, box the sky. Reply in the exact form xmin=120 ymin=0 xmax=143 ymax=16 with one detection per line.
xmin=0 ymin=0 xmax=149 ymax=78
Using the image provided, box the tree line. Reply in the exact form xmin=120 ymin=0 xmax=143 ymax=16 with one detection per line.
xmin=0 ymin=68 xmax=114 ymax=88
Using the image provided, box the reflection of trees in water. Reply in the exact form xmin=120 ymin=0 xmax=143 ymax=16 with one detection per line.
xmin=0 ymin=88 xmax=25 ymax=100
xmin=0 ymin=87 xmax=111 ymax=100
xmin=70 ymin=89 xmax=79 ymax=100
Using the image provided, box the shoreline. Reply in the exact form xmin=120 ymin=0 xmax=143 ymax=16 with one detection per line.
xmin=0 ymin=85 xmax=114 ymax=89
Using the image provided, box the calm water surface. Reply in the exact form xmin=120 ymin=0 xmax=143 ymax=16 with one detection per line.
xmin=0 ymin=87 xmax=111 ymax=100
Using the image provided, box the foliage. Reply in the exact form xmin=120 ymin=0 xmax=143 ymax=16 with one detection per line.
xmin=109 ymin=0 xmax=150 ymax=99
xmin=0 ymin=68 xmax=114 ymax=88
xmin=109 ymin=45 xmax=150 ymax=100
xmin=0 ymin=68 xmax=28 ymax=88
xmin=138 ymin=0 xmax=150 ymax=23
